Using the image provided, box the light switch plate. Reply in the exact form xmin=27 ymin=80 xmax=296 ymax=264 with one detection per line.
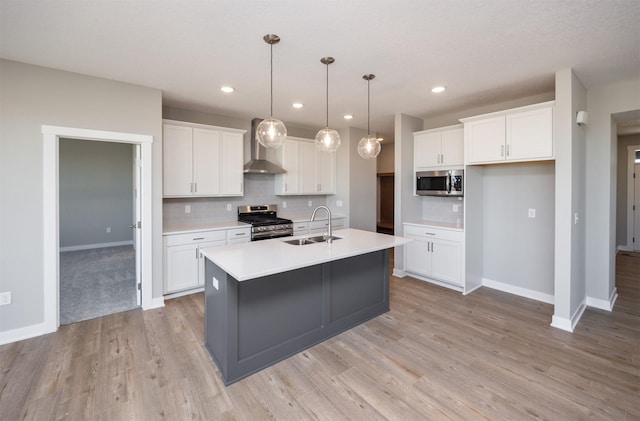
xmin=0 ymin=292 xmax=11 ymax=306
xmin=528 ymin=209 xmax=536 ymax=218
xmin=226 ymin=204 xmax=232 ymax=211
xmin=185 ymin=205 xmax=191 ymax=214
xmin=212 ymin=277 xmax=219 ymax=290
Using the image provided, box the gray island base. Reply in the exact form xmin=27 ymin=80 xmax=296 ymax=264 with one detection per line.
xmin=204 ymin=249 xmax=389 ymax=385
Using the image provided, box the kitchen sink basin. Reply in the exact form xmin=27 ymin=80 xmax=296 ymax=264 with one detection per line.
xmin=282 ymin=235 xmax=342 ymax=246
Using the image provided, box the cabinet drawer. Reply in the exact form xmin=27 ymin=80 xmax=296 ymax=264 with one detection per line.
xmin=404 ymin=225 xmax=462 ymax=242
xmin=164 ymin=230 xmax=226 ymax=247
xmin=226 ymin=227 xmax=251 ymax=242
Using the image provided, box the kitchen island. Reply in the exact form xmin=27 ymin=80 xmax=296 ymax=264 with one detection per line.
xmin=200 ymin=228 xmax=410 ymax=385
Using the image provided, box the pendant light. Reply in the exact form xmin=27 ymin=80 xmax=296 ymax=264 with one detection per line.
xmin=315 ymin=57 xmax=341 ymax=152
xmin=357 ymin=74 xmax=381 ymax=159
xmin=256 ymin=34 xmax=287 ymax=148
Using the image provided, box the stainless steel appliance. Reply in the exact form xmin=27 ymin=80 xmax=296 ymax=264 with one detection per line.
xmin=238 ymin=204 xmax=293 ymax=241
xmin=416 ymin=169 xmax=464 ymax=196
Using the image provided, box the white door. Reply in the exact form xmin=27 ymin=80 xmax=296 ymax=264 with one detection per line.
xmin=192 ymin=128 xmax=221 ymax=195
xmin=635 ymin=162 xmax=640 ymax=251
xmin=430 ymin=239 xmax=462 ymax=286
xmin=465 ymin=116 xmax=506 ymax=163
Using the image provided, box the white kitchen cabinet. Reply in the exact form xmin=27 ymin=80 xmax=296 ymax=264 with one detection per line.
xmin=270 ymin=136 xmax=336 ymax=195
xmin=403 ymin=224 xmax=463 ymax=287
xmin=292 ymin=217 xmax=345 ymax=235
xmin=414 ymin=125 xmax=464 ymax=169
xmin=163 ymin=120 xmax=245 ymax=197
xmin=462 ymin=101 xmax=554 ymax=165
xmin=163 ymin=226 xmax=250 ymax=295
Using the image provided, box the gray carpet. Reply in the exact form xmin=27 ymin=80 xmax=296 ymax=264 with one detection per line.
xmin=60 ymin=245 xmax=139 ymax=325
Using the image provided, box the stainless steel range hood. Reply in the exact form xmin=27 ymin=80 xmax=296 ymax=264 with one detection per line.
xmin=243 ymin=118 xmax=286 ymax=174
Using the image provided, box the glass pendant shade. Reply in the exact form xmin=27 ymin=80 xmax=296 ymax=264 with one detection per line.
xmin=256 ymin=117 xmax=287 ymax=148
xmin=315 ymin=127 xmax=341 ymax=152
xmin=357 ymin=135 xmax=381 ymax=159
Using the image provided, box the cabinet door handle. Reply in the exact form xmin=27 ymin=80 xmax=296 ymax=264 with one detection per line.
xmin=194 ymin=182 xmax=197 ymax=193
xmin=501 ymin=145 xmax=505 ymax=157
xmin=317 ymin=184 xmax=321 ymax=192
xmin=193 ymin=237 xmax=205 ymax=240
xmin=506 ymin=144 xmax=510 ymax=157
xmin=196 ymin=248 xmax=199 ymax=259
xmin=235 ymin=232 xmax=246 ymax=236
xmin=431 ymin=242 xmax=435 ymax=253
xmin=425 ymin=232 xmax=436 ymax=236
xmin=240 ymin=183 xmax=243 ymax=193
xmin=285 ymin=183 xmax=288 ymax=192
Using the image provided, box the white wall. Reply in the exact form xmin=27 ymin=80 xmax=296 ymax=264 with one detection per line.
xmin=586 ymin=77 xmax=640 ymax=304
xmin=59 ymin=139 xmax=133 ymax=248
xmin=0 ymin=59 xmax=162 ymax=333
xmin=346 ymin=127 xmax=377 ymax=232
xmin=376 ymin=142 xmax=395 ymax=174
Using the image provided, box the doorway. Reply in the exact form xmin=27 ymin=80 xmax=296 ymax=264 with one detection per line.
xmin=42 ymin=125 xmax=153 ymax=334
xmin=377 ymin=173 xmax=395 ymax=235
xmin=58 ymin=139 xmax=139 ymax=324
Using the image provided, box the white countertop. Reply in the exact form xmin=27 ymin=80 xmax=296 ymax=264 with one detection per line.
xmin=403 ymin=220 xmax=464 ymax=231
xmin=163 ymin=221 xmax=250 ymax=235
xmin=201 ymin=228 xmax=411 ymax=281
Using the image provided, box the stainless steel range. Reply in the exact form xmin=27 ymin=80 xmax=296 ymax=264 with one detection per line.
xmin=238 ymin=205 xmax=293 ymax=241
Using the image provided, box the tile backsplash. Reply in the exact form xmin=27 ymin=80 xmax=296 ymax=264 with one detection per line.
xmin=163 ymin=173 xmax=327 ymax=228
xmin=421 ymin=196 xmax=464 ymax=224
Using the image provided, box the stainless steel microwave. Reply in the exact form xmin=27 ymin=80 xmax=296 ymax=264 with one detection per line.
xmin=416 ymin=169 xmax=464 ymax=196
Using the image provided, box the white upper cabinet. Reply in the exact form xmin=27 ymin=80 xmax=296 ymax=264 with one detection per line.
xmin=462 ymin=101 xmax=554 ymax=165
xmin=163 ymin=120 xmax=245 ymax=197
xmin=269 ymin=136 xmax=336 ymax=195
xmin=414 ymin=125 xmax=464 ymax=170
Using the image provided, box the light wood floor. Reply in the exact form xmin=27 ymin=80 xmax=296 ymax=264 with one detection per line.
xmin=1 ymin=253 xmax=638 ymax=420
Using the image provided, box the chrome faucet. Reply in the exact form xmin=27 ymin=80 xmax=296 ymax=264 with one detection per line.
xmin=310 ymin=205 xmax=332 ymax=243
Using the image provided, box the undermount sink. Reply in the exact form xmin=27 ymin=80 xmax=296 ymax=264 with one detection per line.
xmin=282 ymin=235 xmax=342 ymax=246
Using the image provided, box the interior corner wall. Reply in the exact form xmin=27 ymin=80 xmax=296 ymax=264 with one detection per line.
xmin=0 ymin=59 xmax=162 ymax=334
xmin=394 ymin=113 xmax=424 ymax=272
xmin=347 ymin=127 xmax=377 ymax=232
xmin=586 ymin=77 xmax=640 ymax=304
xmin=553 ymin=68 xmax=587 ymax=326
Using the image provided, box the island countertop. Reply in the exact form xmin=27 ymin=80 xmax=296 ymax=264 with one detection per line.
xmin=200 ymin=228 xmax=411 ymax=281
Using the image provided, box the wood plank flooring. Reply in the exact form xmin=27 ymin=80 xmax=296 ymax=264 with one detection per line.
xmin=1 ymin=252 xmax=638 ymax=420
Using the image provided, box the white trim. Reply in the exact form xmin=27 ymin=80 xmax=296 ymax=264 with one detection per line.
xmin=463 ymin=283 xmax=482 ymax=295
xmin=482 ymin=278 xmax=554 ymax=304
xmin=60 ymin=240 xmax=134 ymax=252
xmin=586 ymin=287 xmax=618 ymax=311
xmin=626 ymin=145 xmax=640 ymax=251
xmin=406 ymin=272 xmax=464 ymax=293
xmin=42 ymin=125 xmax=154 ymax=339
xmin=551 ymin=299 xmax=587 ymax=332
xmin=163 ymin=287 xmax=204 ymax=300
xmin=0 ymin=322 xmax=50 ymax=346
xmin=146 ymin=296 xmax=165 ymax=310
xmin=617 ymin=245 xmax=634 ymax=252
xmin=392 ymin=268 xmax=407 ymax=278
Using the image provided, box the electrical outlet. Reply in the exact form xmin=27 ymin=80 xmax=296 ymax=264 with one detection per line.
xmin=185 ymin=205 xmax=191 ymax=214
xmin=226 ymin=203 xmax=232 ymax=211
xmin=282 ymin=201 xmax=287 ymax=208
xmin=574 ymin=212 xmax=580 ymax=224
xmin=308 ymin=200 xmax=313 ymax=207
xmin=336 ymin=200 xmax=343 ymax=207
xmin=0 ymin=292 xmax=11 ymax=306
xmin=106 ymin=227 xmax=111 ymax=233
xmin=452 ymin=205 xmax=460 ymax=213
xmin=212 ymin=277 xmax=219 ymax=290
xmin=528 ymin=209 xmax=536 ymax=218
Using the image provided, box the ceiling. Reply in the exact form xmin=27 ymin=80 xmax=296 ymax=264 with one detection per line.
xmin=1 ymin=0 xmax=638 ymax=140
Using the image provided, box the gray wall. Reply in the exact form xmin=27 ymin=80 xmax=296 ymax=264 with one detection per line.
xmin=482 ymin=162 xmax=555 ymax=295
xmin=59 ymin=139 xmax=133 ymax=248
xmin=376 ymin=142 xmax=395 ymax=174
xmin=585 ymin=78 xmax=640 ymax=303
xmin=347 ymin=127 xmax=377 ymax=232
xmin=616 ymin=134 xmax=640 ymax=247
xmin=0 ymin=59 xmax=162 ymax=333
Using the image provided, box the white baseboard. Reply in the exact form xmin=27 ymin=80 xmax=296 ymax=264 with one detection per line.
xmin=0 ymin=321 xmax=54 ymax=346
xmin=392 ymin=268 xmax=406 ymax=278
xmin=144 ymin=296 xmax=165 ymax=310
xmin=406 ymin=272 xmax=464 ymax=293
xmin=463 ymin=283 xmax=483 ymax=295
xmin=551 ymin=299 xmax=587 ymax=332
xmin=482 ymin=278 xmax=554 ymax=304
xmin=163 ymin=287 xmax=204 ymax=300
xmin=60 ymin=240 xmax=134 ymax=252
xmin=586 ymin=288 xmax=618 ymax=311
xmin=616 ymin=245 xmax=634 ymax=252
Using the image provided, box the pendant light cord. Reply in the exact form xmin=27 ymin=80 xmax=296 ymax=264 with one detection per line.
xmin=325 ymin=63 xmax=329 ymax=127
xmin=367 ymin=78 xmax=371 ymax=136
xmin=270 ymin=43 xmax=273 ymax=118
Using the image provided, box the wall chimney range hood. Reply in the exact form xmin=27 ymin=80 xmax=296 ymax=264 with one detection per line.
xmin=243 ymin=118 xmax=286 ymax=174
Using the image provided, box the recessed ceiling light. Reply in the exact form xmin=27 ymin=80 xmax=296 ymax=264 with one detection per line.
xmin=431 ymin=86 xmax=446 ymax=93
xmin=344 ymin=114 xmax=354 ymax=120
xmin=292 ymin=102 xmax=303 ymax=109
xmin=220 ymin=86 xmax=234 ymax=93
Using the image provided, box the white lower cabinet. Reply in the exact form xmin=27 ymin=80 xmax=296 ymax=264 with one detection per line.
xmin=293 ymin=217 xmax=345 ymax=235
xmin=403 ymin=224 xmax=463 ymax=287
xmin=163 ymin=227 xmax=250 ymax=294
